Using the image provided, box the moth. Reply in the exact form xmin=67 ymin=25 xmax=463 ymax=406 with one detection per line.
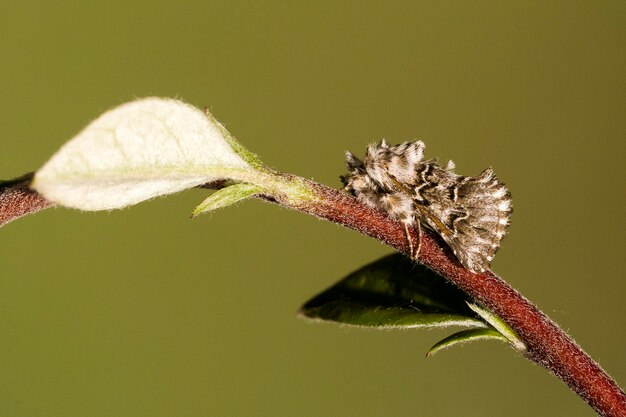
xmin=340 ymin=140 xmax=511 ymax=272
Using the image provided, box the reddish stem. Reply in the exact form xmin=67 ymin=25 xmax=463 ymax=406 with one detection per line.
xmin=0 ymin=173 xmax=51 ymax=227
xmin=284 ymin=180 xmax=626 ymax=417
xmin=1 ymin=174 xmax=625 ymax=416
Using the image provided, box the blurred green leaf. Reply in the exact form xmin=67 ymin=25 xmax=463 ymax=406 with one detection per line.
xmin=426 ymin=328 xmax=508 ymax=357
xmin=299 ymin=253 xmax=486 ymax=329
xmin=192 ymin=183 xmax=265 ymax=217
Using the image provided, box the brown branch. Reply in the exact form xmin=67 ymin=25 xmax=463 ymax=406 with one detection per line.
xmin=1 ymin=173 xmax=625 ymax=416
xmin=276 ymin=179 xmax=626 ymax=417
xmin=0 ymin=173 xmax=51 ymax=227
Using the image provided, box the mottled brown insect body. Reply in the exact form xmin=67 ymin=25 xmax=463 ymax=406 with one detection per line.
xmin=341 ymin=140 xmax=511 ymax=272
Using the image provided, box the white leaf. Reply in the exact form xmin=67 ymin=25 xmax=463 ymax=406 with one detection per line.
xmin=33 ymin=98 xmax=256 ymax=210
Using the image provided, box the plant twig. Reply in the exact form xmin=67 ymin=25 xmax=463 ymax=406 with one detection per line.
xmin=0 ymin=173 xmax=51 ymax=227
xmin=267 ymin=177 xmax=626 ymax=417
xmin=1 ymin=173 xmax=624 ymax=416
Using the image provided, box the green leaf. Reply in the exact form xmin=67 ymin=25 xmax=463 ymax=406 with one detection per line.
xmin=192 ymin=183 xmax=266 ymax=217
xmin=467 ymin=303 xmax=526 ymax=351
xmin=426 ymin=328 xmax=508 ymax=357
xmin=299 ymin=253 xmax=486 ymax=329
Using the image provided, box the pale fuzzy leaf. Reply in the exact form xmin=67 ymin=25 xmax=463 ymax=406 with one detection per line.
xmin=192 ymin=183 xmax=265 ymax=217
xmin=203 ymin=112 xmax=266 ymax=171
xmin=33 ymin=98 xmax=256 ymax=210
xmin=426 ymin=328 xmax=508 ymax=357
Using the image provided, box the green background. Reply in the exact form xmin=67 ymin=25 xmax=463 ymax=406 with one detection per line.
xmin=1 ymin=2 xmax=624 ymax=416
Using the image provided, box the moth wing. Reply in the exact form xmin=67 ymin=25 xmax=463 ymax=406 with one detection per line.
xmin=441 ymin=168 xmax=511 ymax=272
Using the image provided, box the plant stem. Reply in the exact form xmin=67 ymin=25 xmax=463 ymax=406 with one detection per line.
xmin=0 ymin=173 xmax=51 ymax=227
xmin=274 ymin=178 xmax=626 ymax=417
xmin=1 ymin=173 xmax=625 ymax=416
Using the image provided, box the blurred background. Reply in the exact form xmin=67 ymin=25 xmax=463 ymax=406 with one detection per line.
xmin=1 ymin=1 xmax=624 ymax=416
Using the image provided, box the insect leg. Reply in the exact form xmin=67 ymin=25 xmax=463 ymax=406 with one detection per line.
xmin=414 ymin=220 xmax=422 ymax=260
xmin=403 ymin=223 xmax=414 ymax=258
xmin=403 ymin=221 xmax=422 ymax=260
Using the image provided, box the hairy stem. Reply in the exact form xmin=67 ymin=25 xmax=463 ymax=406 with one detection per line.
xmin=1 ymin=173 xmax=624 ymax=416
xmin=271 ymin=178 xmax=626 ymax=417
xmin=0 ymin=173 xmax=51 ymax=227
